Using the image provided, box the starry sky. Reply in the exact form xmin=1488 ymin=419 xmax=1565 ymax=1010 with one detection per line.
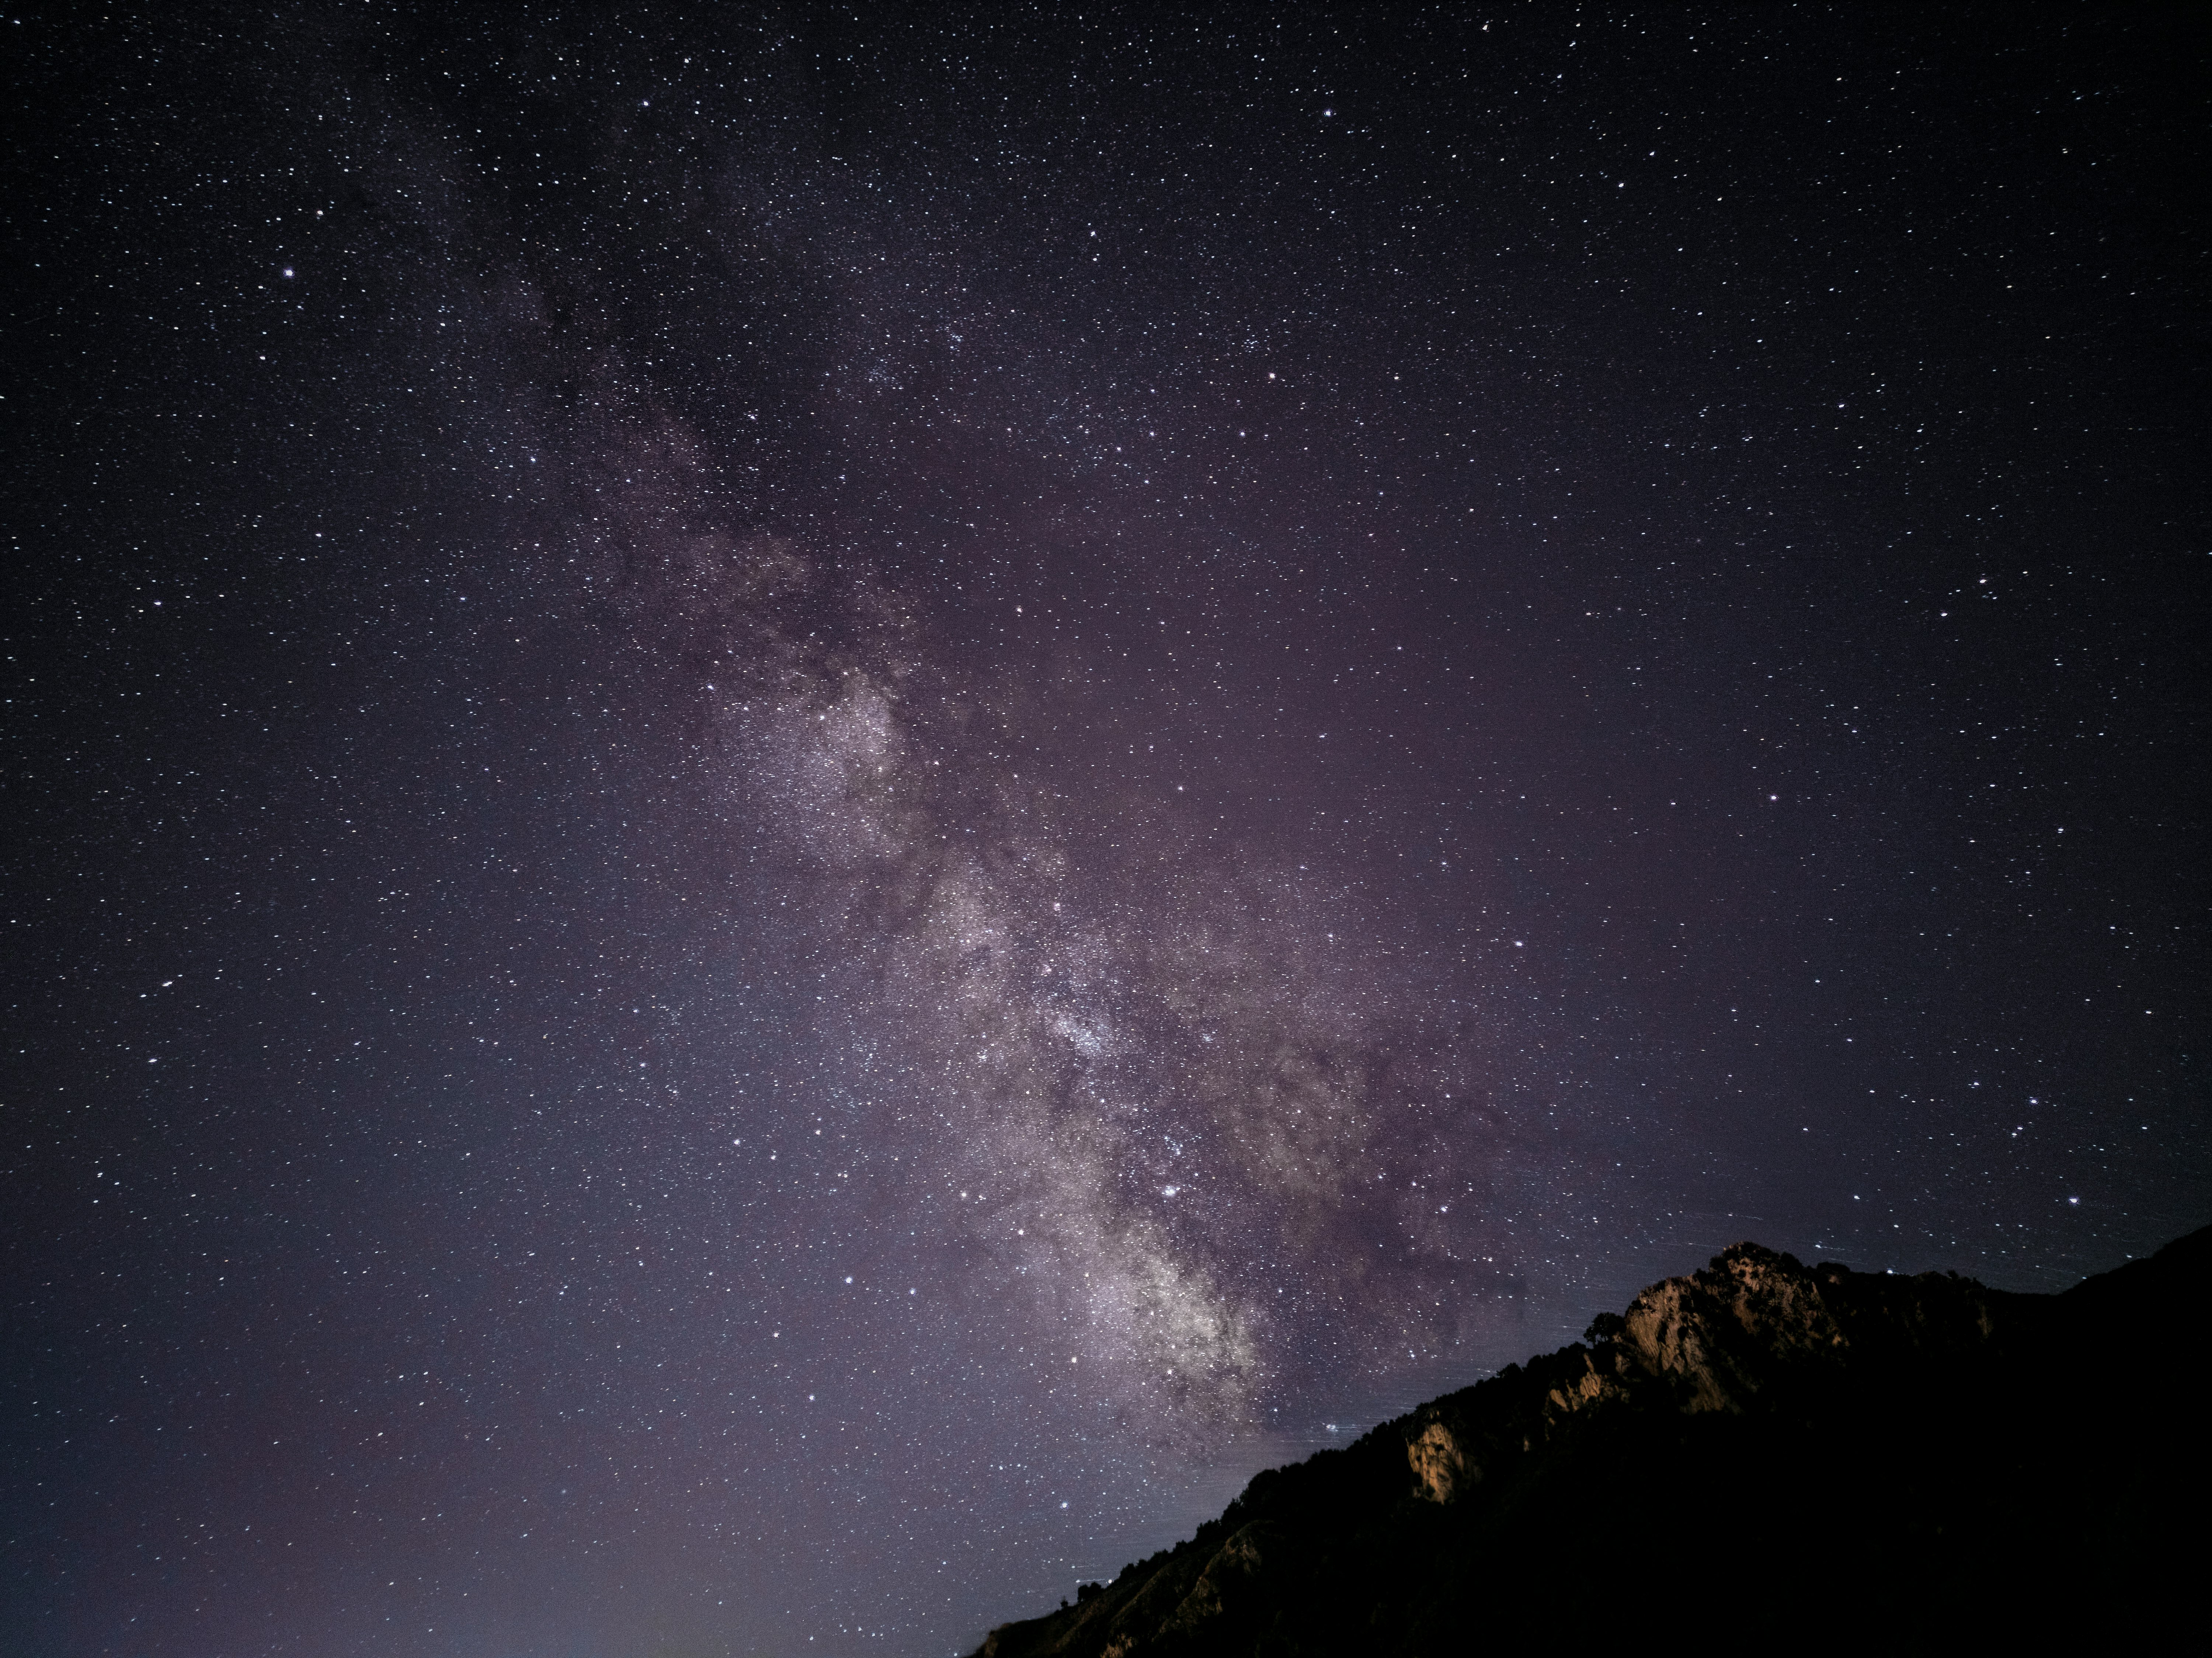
xmin=6 ymin=4 xmax=2208 ymax=1654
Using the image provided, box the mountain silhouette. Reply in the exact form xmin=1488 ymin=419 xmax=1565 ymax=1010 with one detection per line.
xmin=973 ymin=1228 xmax=2212 ymax=1654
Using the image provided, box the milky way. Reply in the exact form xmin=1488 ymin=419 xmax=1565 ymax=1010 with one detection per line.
xmin=8 ymin=6 xmax=2208 ymax=1655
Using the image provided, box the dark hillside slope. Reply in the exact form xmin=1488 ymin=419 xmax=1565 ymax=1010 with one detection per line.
xmin=972 ymin=1229 xmax=2212 ymax=1654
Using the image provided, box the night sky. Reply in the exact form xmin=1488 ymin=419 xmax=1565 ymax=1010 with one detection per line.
xmin=7 ymin=4 xmax=2208 ymax=1653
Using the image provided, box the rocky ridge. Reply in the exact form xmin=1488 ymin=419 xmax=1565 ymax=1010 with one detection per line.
xmin=970 ymin=1228 xmax=2210 ymax=1654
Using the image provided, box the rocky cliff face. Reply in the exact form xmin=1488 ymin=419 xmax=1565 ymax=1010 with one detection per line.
xmin=1395 ymin=1241 xmax=2007 ymax=1508
xmin=969 ymin=1228 xmax=2211 ymax=1656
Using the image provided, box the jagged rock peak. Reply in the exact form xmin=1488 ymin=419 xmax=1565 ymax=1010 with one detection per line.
xmin=1398 ymin=1244 xmax=2006 ymax=1508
